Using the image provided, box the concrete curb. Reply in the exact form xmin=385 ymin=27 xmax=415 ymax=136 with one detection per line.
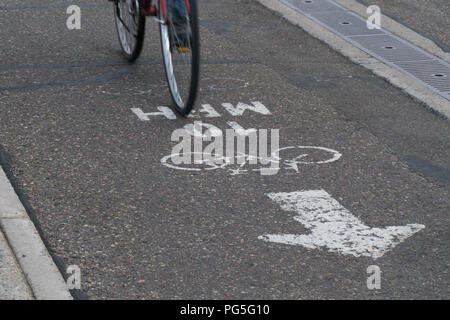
xmin=0 ymin=166 xmax=72 ymax=300
xmin=256 ymin=0 xmax=450 ymax=119
xmin=0 ymin=228 xmax=33 ymax=299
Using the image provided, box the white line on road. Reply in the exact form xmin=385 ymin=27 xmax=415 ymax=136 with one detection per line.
xmin=259 ymin=190 xmax=425 ymax=259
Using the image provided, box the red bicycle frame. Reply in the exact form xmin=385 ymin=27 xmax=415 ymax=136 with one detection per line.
xmin=140 ymin=0 xmax=191 ymax=18
xmin=140 ymin=0 xmax=158 ymax=16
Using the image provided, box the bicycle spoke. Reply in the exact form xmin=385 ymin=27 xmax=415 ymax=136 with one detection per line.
xmin=164 ymin=8 xmax=193 ymax=107
xmin=113 ymin=0 xmax=144 ymax=60
xmin=159 ymin=0 xmax=199 ymax=114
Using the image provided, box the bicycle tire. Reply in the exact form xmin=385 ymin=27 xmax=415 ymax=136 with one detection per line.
xmin=113 ymin=0 xmax=146 ymax=62
xmin=159 ymin=0 xmax=200 ymax=116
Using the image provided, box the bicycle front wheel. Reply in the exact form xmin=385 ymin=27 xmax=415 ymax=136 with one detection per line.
xmin=159 ymin=0 xmax=200 ymax=116
xmin=113 ymin=0 xmax=146 ymax=62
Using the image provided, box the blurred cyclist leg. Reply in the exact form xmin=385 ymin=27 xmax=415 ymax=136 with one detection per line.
xmin=167 ymin=0 xmax=192 ymax=48
xmin=170 ymin=0 xmax=188 ymax=20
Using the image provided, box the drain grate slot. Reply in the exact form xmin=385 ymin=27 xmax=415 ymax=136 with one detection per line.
xmin=311 ymin=11 xmax=385 ymax=37
xmin=281 ymin=0 xmax=343 ymax=13
xmin=280 ymin=0 xmax=450 ymax=101
xmin=395 ymin=60 xmax=450 ymax=92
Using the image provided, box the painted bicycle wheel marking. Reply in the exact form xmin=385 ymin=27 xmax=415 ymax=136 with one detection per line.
xmin=161 ymin=146 xmax=342 ymax=175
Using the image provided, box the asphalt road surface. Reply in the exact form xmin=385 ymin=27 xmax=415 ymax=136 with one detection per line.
xmin=0 ymin=0 xmax=449 ymax=299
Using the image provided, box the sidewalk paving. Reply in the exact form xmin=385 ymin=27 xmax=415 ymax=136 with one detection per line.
xmin=0 ymin=228 xmax=33 ymax=300
xmin=0 ymin=164 xmax=72 ymax=300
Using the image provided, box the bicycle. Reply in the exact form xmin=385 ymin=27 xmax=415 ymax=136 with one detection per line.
xmin=110 ymin=0 xmax=200 ymax=115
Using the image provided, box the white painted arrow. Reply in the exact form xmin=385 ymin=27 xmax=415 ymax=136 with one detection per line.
xmin=258 ymin=190 xmax=425 ymax=259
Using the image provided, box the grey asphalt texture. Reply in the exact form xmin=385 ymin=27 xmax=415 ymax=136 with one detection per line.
xmin=0 ymin=0 xmax=449 ymax=299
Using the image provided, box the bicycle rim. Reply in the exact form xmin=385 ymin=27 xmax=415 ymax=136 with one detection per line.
xmin=113 ymin=0 xmax=145 ymax=61
xmin=159 ymin=0 xmax=200 ymax=115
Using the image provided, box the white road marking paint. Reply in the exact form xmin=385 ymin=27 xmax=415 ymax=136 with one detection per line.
xmin=259 ymin=190 xmax=425 ymax=259
xmin=221 ymin=101 xmax=272 ymax=116
xmin=226 ymin=121 xmax=257 ymax=136
xmin=201 ymin=77 xmax=250 ymax=91
xmin=131 ymin=107 xmax=177 ymax=120
xmin=131 ymin=101 xmax=272 ymax=120
xmin=167 ymin=124 xmax=280 ymax=175
xmin=277 ymin=146 xmax=342 ymax=166
xmin=183 ymin=122 xmax=223 ymax=138
xmin=161 ymin=146 xmax=341 ymax=175
xmin=160 ymin=152 xmax=229 ymax=171
xmin=188 ymin=104 xmax=222 ymax=118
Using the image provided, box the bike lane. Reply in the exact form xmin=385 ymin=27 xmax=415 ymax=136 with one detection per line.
xmin=0 ymin=0 xmax=448 ymax=299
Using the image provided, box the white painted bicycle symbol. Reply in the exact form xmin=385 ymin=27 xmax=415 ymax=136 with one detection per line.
xmin=161 ymin=146 xmax=342 ymax=175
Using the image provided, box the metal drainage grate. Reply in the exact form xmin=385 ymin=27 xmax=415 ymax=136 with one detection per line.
xmin=281 ymin=0 xmax=342 ymax=13
xmin=350 ymin=35 xmax=432 ymax=62
xmin=311 ymin=11 xmax=385 ymax=37
xmin=280 ymin=0 xmax=450 ymax=101
xmin=395 ymin=60 xmax=450 ymax=93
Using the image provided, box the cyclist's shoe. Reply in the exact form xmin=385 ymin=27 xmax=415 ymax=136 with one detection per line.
xmin=172 ymin=22 xmax=192 ymax=52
